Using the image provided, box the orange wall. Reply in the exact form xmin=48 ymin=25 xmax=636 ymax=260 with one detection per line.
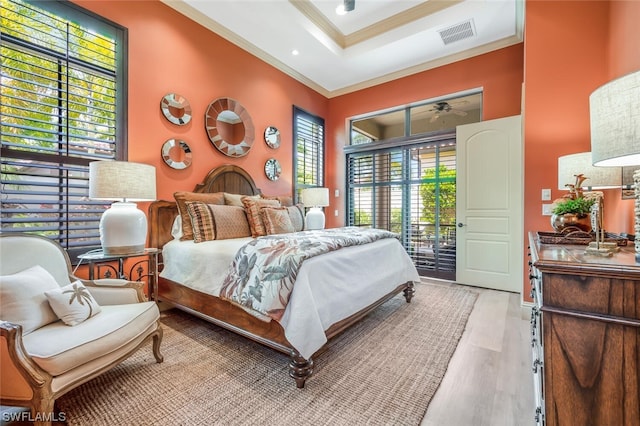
xmin=73 ymin=0 xmax=328 ymax=205
xmin=525 ymin=0 xmax=639 ymax=239
xmin=523 ymin=0 xmax=640 ymax=302
xmin=73 ymin=0 xmax=640 ymax=300
xmin=325 ymin=44 xmax=525 ymax=227
xmin=524 ymin=0 xmax=609 ymax=237
xmin=607 ymin=0 xmax=640 ymax=232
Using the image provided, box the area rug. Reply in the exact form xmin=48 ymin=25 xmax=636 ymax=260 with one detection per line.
xmin=57 ymin=280 xmax=477 ymax=426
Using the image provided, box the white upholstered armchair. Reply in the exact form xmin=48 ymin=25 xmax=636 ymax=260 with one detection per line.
xmin=0 ymin=233 xmax=163 ymax=425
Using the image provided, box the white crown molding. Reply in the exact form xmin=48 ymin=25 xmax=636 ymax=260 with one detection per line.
xmin=160 ymin=0 xmax=524 ymax=98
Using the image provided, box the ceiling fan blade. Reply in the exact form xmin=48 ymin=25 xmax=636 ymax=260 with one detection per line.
xmin=452 ymin=110 xmax=468 ymax=116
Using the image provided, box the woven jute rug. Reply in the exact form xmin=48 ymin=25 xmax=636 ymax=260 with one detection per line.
xmin=57 ymin=280 xmax=477 ymax=426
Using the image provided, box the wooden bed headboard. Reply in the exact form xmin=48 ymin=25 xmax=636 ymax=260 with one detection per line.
xmin=148 ymin=164 xmax=260 ymax=250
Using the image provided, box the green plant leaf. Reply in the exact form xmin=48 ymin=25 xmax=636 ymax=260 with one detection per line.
xmin=551 ymin=197 xmax=596 ymax=215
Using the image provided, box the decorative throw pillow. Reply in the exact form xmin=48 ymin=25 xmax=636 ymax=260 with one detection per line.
xmin=0 ymin=265 xmax=60 ymax=334
xmin=261 ymin=207 xmax=295 ymax=235
xmin=171 ymin=215 xmax=183 ymax=240
xmin=174 ymin=191 xmax=225 ymax=241
xmin=224 ymin=193 xmax=260 ymax=207
xmin=185 ymin=201 xmax=217 ymax=243
xmin=261 ymin=194 xmax=294 ymax=207
xmin=242 ymin=197 xmax=281 ymax=237
xmin=45 ymin=280 xmax=102 ymax=326
xmin=286 ymin=204 xmax=305 ymax=232
xmin=209 ymin=204 xmax=251 ymax=239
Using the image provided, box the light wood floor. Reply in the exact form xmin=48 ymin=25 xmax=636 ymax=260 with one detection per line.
xmin=2 ymin=280 xmax=534 ymax=426
xmin=421 ymin=280 xmax=534 ymax=426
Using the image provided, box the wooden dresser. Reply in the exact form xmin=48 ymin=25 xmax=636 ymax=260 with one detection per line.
xmin=528 ymin=232 xmax=640 ymax=426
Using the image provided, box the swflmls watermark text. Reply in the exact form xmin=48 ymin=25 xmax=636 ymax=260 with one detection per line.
xmin=1 ymin=411 xmax=67 ymax=422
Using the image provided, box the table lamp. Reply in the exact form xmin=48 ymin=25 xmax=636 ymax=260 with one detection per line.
xmin=89 ymin=161 xmax=157 ymax=255
xmin=590 ymin=70 xmax=640 ymax=259
xmin=302 ymin=187 xmax=329 ymax=230
xmin=557 ymin=152 xmax=622 ymax=195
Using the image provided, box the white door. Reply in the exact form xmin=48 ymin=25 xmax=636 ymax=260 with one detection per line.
xmin=456 ymin=115 xmax=523 ymax=292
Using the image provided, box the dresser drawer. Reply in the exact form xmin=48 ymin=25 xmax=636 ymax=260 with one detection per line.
xmin=542 ymin=273 xmax=640 ymax=321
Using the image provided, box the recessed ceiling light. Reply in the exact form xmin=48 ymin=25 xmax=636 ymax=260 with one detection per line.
xmin=291 ymin=49 xmax=299 ymax=56
xmin=336 ymin=4 xmax=346 ymax=15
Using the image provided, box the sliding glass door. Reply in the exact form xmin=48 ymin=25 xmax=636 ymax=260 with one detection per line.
xmin=347 ymin=137 xmax=457 ymax=280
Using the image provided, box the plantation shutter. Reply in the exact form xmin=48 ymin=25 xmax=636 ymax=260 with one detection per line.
xmin=346 ymin=138 xmax=457 ymax=279
xmin=0 ymin=0 xmax=126 ymax=258
xmin=293 ymin=106 xmax=324 ymax=199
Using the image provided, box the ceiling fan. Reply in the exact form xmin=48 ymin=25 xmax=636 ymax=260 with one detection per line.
xmin=429 ymin=101 xmax=468 ymax=122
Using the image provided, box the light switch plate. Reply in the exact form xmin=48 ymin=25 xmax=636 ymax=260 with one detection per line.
xmin=541 ymin=189 xmax=551 ymax=201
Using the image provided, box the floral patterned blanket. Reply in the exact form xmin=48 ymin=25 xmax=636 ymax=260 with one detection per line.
xmin=219 ymin=226 xmax=399 ymax=322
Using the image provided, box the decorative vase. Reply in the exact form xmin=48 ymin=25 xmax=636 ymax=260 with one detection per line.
xmin=550 ymin=213 xmax=592 ymax=233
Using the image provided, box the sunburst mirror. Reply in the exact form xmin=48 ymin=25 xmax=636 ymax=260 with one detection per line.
xmin=160 ymin=93 xmax=192 ymax=125
xmin=204 ymin=98 xmax=255 ymax=157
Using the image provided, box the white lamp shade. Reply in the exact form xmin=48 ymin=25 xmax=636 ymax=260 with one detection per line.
xmin=590 ymin=70 xmax=640 ymax=167
xmin=557 ymin=152 xmax=622 ymax=190
xmin=89 ymin=161 xmax=157 ymax=201
xmin=89 ymin=161 xmax=157 ymax=255
xmin=301 ymin=187 xmax=329 ymax=207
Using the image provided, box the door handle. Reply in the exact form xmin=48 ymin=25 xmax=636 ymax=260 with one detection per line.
xmin=457 ymin=222 xmax=465 ymax=228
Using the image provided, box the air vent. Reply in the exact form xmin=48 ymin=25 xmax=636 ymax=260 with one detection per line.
xmin=438 ymin=19 xmax=476 ymax=45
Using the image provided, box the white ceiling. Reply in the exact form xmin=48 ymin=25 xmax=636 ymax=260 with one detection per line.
xmin=161 ymin=0 xmax=524 ymax=97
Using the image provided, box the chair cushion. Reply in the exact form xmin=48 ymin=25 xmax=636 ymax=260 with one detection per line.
xmin=23 ymin=301 xmax=159 ymax=376
xmin=0 ymin=265 xmax=60 ymax=334
xmin=45 ymin=281 xmax=102 ymax=326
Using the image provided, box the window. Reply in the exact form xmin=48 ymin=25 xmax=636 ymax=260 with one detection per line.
xmin=347 ymin=138 xmax=458 ymax=280
xmin=1 ymin=0 xmax=126 ymax=259
xmin=346 ymin=92 xmax=481 ymax=279
xmin=293 ymin=106 xmax=324 ymax=199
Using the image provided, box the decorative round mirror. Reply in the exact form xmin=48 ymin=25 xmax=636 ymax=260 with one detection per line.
xmin=264 ymin=158 xmax=281 ymax=181
xmin=160 ymin=93 xmax=192 ymax=125
xmin=264 ymin=126 xmax=280 ymax=149
xmin=161 ymin=138 xmax=192 ymax=169
xmin=204 ymin=98 xmax=255 ymax=157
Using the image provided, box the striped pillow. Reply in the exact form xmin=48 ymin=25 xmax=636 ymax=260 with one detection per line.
xmin=185 ymin=202 xmax=251 ymax=242
xmin=174 ymin=191 xmax=225 ymax=241
xmin=242 ymin=197 xmax=281 ymax=237
xmin=185 ymin=201 xmax=216 ymax=243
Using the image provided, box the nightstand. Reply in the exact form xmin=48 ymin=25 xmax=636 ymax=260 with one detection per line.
xmin=77 ymin=248 xmax=161 ymax=301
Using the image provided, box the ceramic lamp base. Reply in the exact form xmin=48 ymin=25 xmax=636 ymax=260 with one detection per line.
xmin=100 ymin=202 xmax=147 ymax=255
xmin=305 ymin=207 xmax=325 ymax=230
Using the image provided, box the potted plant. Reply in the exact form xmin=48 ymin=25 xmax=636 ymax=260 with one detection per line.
xmin=550 ymin=197 xmax=596 ymax=232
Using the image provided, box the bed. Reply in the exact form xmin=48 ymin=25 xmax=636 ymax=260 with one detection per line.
xmin=148 ymin=164 xmax=419 ymax=387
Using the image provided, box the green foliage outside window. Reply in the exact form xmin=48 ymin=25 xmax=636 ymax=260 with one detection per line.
xmin=420 ymin=165 xmax=456 ymax=225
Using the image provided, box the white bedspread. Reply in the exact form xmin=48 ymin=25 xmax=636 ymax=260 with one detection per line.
xmin=160 ymin=236 xmax=420 ymax=359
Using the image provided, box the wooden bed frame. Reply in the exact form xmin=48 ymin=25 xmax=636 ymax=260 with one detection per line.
xmin=148 ymin=164 xmax=415 ymax=388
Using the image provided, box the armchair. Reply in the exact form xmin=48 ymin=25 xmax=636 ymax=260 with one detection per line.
xmin=0 ymin=233 xmax=163 ymax=425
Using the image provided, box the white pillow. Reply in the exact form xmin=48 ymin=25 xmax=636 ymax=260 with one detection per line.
xmin=0 ymin=265 xmax=60 ymax=334
xmin=171 ymin=214 xmax=183 ymax=239
xmin=45 ymin=280 xmax=102 ymax=326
